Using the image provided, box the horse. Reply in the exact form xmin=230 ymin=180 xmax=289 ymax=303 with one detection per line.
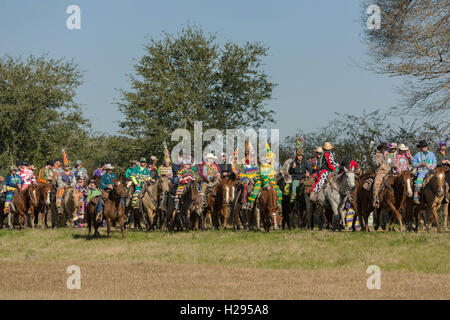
xmin=178 ymin=178 xmax=203 ymax=232
xmin=59 ymin=186 xmax=81 ymax=228
xmin=10 ymin=185 xmax=40 ymax=229
xmin=307 ymin=167 xmax=356 ymax=231
xmin=406 ymin=167 xmax=447 ymax=233
xmin=206 ymin=178 xmax=235 ymax=230
xmin=33 ymin=182 xmax=53 ymax=229
xmin=257 ymin=185 xmax=281 ymax=231
xmin=139 ymin=176 xmax=171 ymax=231
xmin=378 ymin=171 xmax=413 ymax=231
xmin=355 ymin=173 xmax=377 ymax=231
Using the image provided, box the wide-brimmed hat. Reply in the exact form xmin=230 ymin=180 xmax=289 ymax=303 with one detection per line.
xmin=388 ymin=142 xmax=398 ymax=149
xmin=10 ymin=165 xmax=18 ymax=171
xmin=104 ymin=164 xmax=114 ymax=170
xmin=398 ymin=143 xmax=409 ymax=151
xmin=416 ymin=140 xmax=428 ymax=148
xmin=314 ymin=146 xmax=323 ymax=154
xmin=76 ymin=160 xmax=82 ymax=165
xmin=323 ymin=142 xmax=333 ymax=151
xmin=139 ymin=157 xmax=147 ymax=163
xmin=150 ymin=155 xmax=157 ymax=162
xmin=205 ymin=153 xmax=217 ymax=160
xmin=130 ymin=160 xmax=137 ymax=165
xmin=377 ymin=142 xmax=389 ymax=150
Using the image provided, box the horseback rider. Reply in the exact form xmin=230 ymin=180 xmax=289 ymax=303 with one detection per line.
xmin=72 ymin=160 xmax=88 ymax=181
xmin=148 ymin=156 xmax=159 ymax=180
xmin=56 ymin=164 xmax=77 ymax=215
xmin=372 ymin=142 xmax=392 ymax=208
xmin=125 ymin=160 xmax=137 ymax=187
xmin=158 ymin=142 xmax=174 ymax=181
xmin=175 ymin=159 xmax=196 ymax=210
xmin=93 ymin=162 xmax=105 ymax=178
xmin=219 ymin=153 xmax=233 ymax=179
xmin=239 ymin=139 xmax=259 ymax=210
xmin=308 ymin=146 xmax=323 ymax=180
xmin=130 ymin=157 xmax=151 ymax=209
xmin=19 ymin=161 xmax=37 ymax=190
xmin=248 ymin=142 xmax=282 ymax=208
xmin=310 ymin=142 xmax=339 ymax=203
xmin=436 ymin=141 xmax=449 ymax=203
xmin=38 ymin=161 xmax=54 ymax=184
xmin=288 ymin=144 xmax=310 ymax=204
xmin=96 ymin=164 xmax=116 ymax=221
xmin=200 ymin=153 xmax=221 ymax=205
xmin=393 ymin=143 xmax=412 ymax=173
xmin=412 ymin=140 xmax=437 ymax=204
xmin=3 ymin=165 xmax=23 ymax=215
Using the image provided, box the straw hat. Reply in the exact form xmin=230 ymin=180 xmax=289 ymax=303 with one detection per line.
xmin=388 ymin=143 xmax=398 ymax=149
xmin=322 ymin=142 xmax=333 ymax=151
xmin=314 ymin=146 xmax=323 ymax=154
xmin=205 ymin=153 xmax=217 ymax=160
xmin=398 ymin=143 xmax=409 ymax=151
xmin=103 ymin=164 xmax=114 ymax=170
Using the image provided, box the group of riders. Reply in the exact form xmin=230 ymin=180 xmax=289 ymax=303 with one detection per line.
xmin=0 ymin=137 xmax=448 ymax=229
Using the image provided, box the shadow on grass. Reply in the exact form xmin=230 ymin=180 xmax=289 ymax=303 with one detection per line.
xmin=72 ymin=233 xmax=101 ymax=241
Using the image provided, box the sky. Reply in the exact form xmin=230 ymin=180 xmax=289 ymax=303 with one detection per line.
xmin=0 ymin=0 xmax=403 ymax=140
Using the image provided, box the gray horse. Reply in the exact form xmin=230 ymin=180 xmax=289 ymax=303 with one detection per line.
xmin=306 ymin=167 xmax=356 ymax=231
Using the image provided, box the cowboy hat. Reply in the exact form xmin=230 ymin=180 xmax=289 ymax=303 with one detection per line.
xmin=205 ymin=153 xmax=217 ymax=160
xmin=314 ymin=146 xmax=323 ymax=154
xmin=10 ymin=165 xmax=18 ymax=171
xmin=139 ymin=157 xmax=147 ymax=163
xmin=103 ymin=163 xmax=114 ymax=170
xmin=130 ymin=159 xmax=138 ymax=164
xmin=322 ymin=142 xmax=333 ymax=150
xmin=388 ymin=142 xmax=398 ymax=149
xmin=416 ymin=140 xmax=428 ymax=148
xmin=398 ymin=143 xmax=409 ymax=151
xmin=150 ymin=156 xmax=157 ymax=161
xmin=377 ymin=142 xmax=389 ymax=150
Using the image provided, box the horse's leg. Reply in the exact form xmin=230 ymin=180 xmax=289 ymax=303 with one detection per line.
xmin=120 ymin=215 xmax=125 ymax=238
xmin=443 ymin=201 xmax=449 ymax=232
xmin=387 ymin=202 xmax=404 ymax=232
xmin=432 ymin=204 xmax=441 ymax=233
xmin=106 ymin=217 xmax=111 ymax=238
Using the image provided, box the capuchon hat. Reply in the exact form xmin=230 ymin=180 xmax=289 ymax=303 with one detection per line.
xmin=377 ymin=142 xmax=389 ymax=150
xmin=416 ymin=140 xmax=428 ymax=148
xmin=314 ymin=146 xmax=323 ymax=154
xmin=323 ymin=141 xmax=334 ymax=151
xmin=265 ymin=142 xmax=275 ymax=161
xmin=163 ymin=141 xmax=171 ymax=163
xmin=295 ymin=135 xmax=303 ymax=156
xmin=398 ymin=143 xmax=409 ymax=151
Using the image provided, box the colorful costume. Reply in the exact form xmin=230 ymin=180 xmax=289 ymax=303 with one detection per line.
xmin=56 ymin=169 xmax=77 ymax=212
xmin=130 ymin=164 xmax=151 ymax=208
xmin=38 ymin=166 xmax=53 ymax=184
xmin=412 ymin=149 xmax=436 ymax=200
xmin=394 ymin=152 xmax=412 ymax=173
xmin=97 ymin=170 xmax=117 ymax=214
xmin=312 ymin=143 xmax=339 ymax=194
xmin=372 ymin=147 xmax=391 ymax=207
xmin=175 ymin=166 xmax=196 ymax=209
xmin=4 ymin=172 xmax=23 ymax=214
xmin=19 ymin=167 xmax=36 ymax=189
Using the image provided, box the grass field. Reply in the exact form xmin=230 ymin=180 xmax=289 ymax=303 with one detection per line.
xmin=0 ymin=228 xmax=449 ymax=299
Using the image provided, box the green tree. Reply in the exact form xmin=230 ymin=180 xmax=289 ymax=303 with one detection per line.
xmin=0 ymin=54 xmax=90 ymax=174
xmin=118 ymin=25 xmax=276 ymax=159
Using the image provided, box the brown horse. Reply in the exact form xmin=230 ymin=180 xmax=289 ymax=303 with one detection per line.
xmin=10 ymin=185 xmax=40 ymax=229
xmin=33 ymin=182 xmax=53 ymax=229
xmin=206 ymin=178 xmax=235 ymax=230
xmin=257 ymin=186 xmax=281 ymax=232
xmin=407 ymin=167 xmax=447 ymax=232
xmin=96 ymin=179 xmax=126 ymax=238
xmin=356 ymin=173 xmax=377 ymax=232
xmin=378 ymin=171 xmax=413 ymax=231
xmin=178 ymin=178 xmax=202 ymax=232
xmin=139 ymin=176 xmax=171 ymax=231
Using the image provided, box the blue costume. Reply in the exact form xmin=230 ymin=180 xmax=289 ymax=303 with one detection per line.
xmin=97 ymin=171 xmax=117 ymax=213
xmin=412 ymin=150 xmax=436 ymax=201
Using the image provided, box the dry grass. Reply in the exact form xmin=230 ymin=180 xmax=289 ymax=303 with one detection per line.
xmin=0 ymin=228 xmax=449 ymax=299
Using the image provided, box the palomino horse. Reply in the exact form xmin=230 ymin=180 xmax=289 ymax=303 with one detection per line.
xmin=206 ymin=178 xmax=235 ymax=230
xmin=406 ymin=167 xmax=447 ymax=233
xmin=257 ymin=185 xmax=281 ymax=231
xmin=10 ymin=185 xmax=40 ymax=229
xmin=33 ymin=182 xmax=53 ymax=229
xmin=60 ymin=187 xmax=81 ymax=228
xmin=139 ymin=176 xmax=171 ymax=231
xmin=378 ymin=171 xmax=413 ymax=232
xmin=308 ymin=167 xmax=356 ymax=231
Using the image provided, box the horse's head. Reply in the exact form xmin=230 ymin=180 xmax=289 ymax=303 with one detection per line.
xmin=222 ymin=179 xmax=235 ymax=205
xmin=343 ymin=167 xmax=356 ymax=191
xmin=399 ymin=171 xmax=413 ymax=198
xmin=158 ymin=176 xmax=171 ymax=194
xmin=113 ymin=179 xmax=128 ymax=198
xmin=28 ymin=185 xmax=40 ymax=207
xmin=435 ymin=167 xmax=446 ymax=196
xmin=66 ymin=187 xmax=81 ymax=209
xmin=41 ymin=183 xmax=52 ymax=206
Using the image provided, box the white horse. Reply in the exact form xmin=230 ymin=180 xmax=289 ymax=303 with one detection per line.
xmin=308 ymin=167 xmax=356 ymax=231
